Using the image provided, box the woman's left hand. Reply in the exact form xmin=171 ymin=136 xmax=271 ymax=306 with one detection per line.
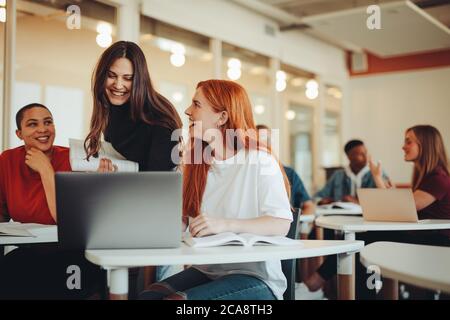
xmin=25 ymin=148 xmax=53 ymax=175
xmin=189 ymin=214 xmax=229 ymax=237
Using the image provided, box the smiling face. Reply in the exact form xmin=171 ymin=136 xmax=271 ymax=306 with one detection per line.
xmin=403 ymin=130 xmax=420 ymax=162
xmin=185 ymin=88 xmax=226 ymax=142
xmin=346 ymin=144 xmax=368 ymax=170
xmin=16 ymin=107 xmax=55 ymax=153
xmin=105 ymin=57 xmax=133 ymax=106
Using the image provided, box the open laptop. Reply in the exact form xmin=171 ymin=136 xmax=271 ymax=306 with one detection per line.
xmin=357 ymin=188 xmax=420 ymax=222
xmin=56 ymin=172 xmax=182 ymax=249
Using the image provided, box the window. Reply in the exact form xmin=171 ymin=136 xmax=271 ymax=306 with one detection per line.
xmin=10 ymin=0 xmax=117 ymax=147
xmin=288 ymin=104 xmax=314 ymax=194
xmin=140 ymin=16 xmax=213 ymax=132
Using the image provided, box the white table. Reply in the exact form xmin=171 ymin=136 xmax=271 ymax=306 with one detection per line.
xmin=315 ymin=208 xmax=362 ymax=216
xmin=0 ymin=223 xmax=57 ymax=246
xmin=315 ymin=216 xmax=450 ymax=299
xmin=360 ymin=242 xmax=450 ymax=296
xmin=85 ymin=240 xmax=364 ymax=300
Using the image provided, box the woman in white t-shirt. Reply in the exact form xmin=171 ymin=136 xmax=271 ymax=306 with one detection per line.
xmin=139 ymin=79 xmax=293 ymax=300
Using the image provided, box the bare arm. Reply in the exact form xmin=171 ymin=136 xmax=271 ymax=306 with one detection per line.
xmin=301 ymin=200 xmax=316 ymax=215
xmin=369 ymin=157 xmax=389 ymax=188
xmin=25 ymin=148 xmax=57 ymax=222
xmin=413 ymin=190 xmax=436 ymax=211
xmin=189 ymin=214 xmax=291 ymax=238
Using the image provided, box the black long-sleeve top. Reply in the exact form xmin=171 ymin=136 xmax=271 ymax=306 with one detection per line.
xmin=104 ymin=102 xmax=178 ymax=171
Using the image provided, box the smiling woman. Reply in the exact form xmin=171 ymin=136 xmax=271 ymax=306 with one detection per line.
xmin=84 ymin=41 xmax=183 ymax=172
xmin=0 ymin=103 xmax=70 ymax=224
xmin=0 ymin=103 xmax=106 ymax=299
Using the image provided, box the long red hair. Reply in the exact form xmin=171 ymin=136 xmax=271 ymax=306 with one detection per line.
xmin=183 ymin=80 xmax=290 ymax=218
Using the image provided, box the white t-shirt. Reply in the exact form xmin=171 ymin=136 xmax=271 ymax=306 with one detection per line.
xmin=193 ymin=148 xmax=293 ymax=300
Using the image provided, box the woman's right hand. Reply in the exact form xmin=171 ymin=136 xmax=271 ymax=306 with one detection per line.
xmin=368 ymin=155 xmax=382 ymax=179
xmin=97 ymin=158 xmax=117 ymax=173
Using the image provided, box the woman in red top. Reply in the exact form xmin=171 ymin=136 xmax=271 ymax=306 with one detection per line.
xmin=0 ymin=103 xmax=104 ymax=299
xmin=0 ymin=103 xmax=71 ymax=224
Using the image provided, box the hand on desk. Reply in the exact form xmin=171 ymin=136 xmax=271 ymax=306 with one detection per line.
xmin=189 ymin=214 xmax=228 ymax=237
xmin=342 ymin=195 xmax=359 ymax=204
xmin=318 ymin=198 xmax=334 ymax=205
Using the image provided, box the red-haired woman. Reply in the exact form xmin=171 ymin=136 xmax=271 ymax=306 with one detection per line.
xmin=140 ymin=80 xmax=293 ymax=300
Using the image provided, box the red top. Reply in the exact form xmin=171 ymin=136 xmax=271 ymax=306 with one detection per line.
xmin=0 ymin=146 xmax=71 ymax=225
xmin=417 ymin=166 xmax=450 ymax=238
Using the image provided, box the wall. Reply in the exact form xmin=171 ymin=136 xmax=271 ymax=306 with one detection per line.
xmin=347 ymin=66 xmax=450 ymax=183
xmin=141 ymin=0 xmax=348 ymax=86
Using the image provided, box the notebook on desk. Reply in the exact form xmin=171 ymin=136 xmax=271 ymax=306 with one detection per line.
xmin=357 ymin=188 xmax=420 ymax=222
xmin=56 ymin=172 xmax=182 ymax=249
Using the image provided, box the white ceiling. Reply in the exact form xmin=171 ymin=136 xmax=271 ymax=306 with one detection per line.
xmin=302 ymin=1 xmax=450 ymax=56
xmin=255 ymin=0 xmax=450 ymax=56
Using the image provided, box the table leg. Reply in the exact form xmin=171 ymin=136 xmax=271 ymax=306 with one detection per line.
xmin=337 ymin=232 xmax=355 ymax=300
xmin=109 ymin=268 xmax=129 ymax=300
xmin=380 ymin=278 xmax=398 ymax=300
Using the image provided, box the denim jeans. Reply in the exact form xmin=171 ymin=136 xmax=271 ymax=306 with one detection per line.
xmin=155 ymin=265 xmax=184 ymax=282
xmin=139 ymin=267 xmax=276 ymax=300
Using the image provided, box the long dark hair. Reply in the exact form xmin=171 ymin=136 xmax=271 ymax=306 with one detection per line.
xmin=407 ymin=125 xmax=449 ymax=190
xmin=84 ymin=41 xmax=182 ymax=159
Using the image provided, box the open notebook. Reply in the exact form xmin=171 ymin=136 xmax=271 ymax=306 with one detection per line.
xmin=69 ymin=139 xmax=138 ymax=172
xmin=183 ymin=232 xmax=301 ymax=248
xmin=318 ymin=201 xmax=362 ymax=213
xmin=0 ymin=223 xmax=34 ymax=237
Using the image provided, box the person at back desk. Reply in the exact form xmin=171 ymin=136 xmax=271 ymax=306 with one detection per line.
xmin=256 ymin=124 xmax=315 ymax=216
xmin=315 ymin=139 xmax=390 ymax=205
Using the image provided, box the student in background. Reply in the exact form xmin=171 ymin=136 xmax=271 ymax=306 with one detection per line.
xmin=256 ymin=124 xmax=315 ymax=215
xmin=140 ymin=80 xmax=293 ymax=300
xmin=315 ymin=139 xmax=390 ymax=204
xmin=298 ymin=125 xmax=450 ymax=300
xmin=0 ymin=103 xmax=104 ymax=299
xmin=370 ymin=125 xmax=450 ymax=242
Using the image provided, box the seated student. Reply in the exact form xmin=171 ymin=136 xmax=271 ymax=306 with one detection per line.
xmin=256 ymin=124 xmax=315 ymax=215
xmin=139 ymin=80 xmax=293 ymax=300
xmin=299 ymin=125 xmax=450 ymax=300
xmin=315 ymin=139 xmax=390 ymax=204
xmin=369 ymin=125 xmax=450 ymax=242
xmin=0 ymin=103 xmax=104 ymax=299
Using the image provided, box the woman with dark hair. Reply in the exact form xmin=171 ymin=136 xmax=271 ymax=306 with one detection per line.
xmin=84 ymin=41 xmax=183 ymax=287
xmin=0 ymin=104 xmax=104 ymax=299
xmin=85 ymin=40 xmax=182 ymax=172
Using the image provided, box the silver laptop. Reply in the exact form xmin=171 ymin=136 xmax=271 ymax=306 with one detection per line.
xmin=56 ymin=172 xmax=182 ymax=249
xmin=357 ymin=188 xmax=419 ymax=222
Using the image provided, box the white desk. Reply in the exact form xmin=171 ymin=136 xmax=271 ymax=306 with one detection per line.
xmin=85 ymin=240 xmax=364 ymax=300
xmin=360 ymin=242 xmax=450 ymax=295
xmin=315 ymin=208 xmax=362 ymax=216
xmin=0 ymin=223 xmax=57 ymax=246
xmin=315 ymin=216 xmax=450 ymax=234
xmin=315 ymin=216 xmax=450 ymax=299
